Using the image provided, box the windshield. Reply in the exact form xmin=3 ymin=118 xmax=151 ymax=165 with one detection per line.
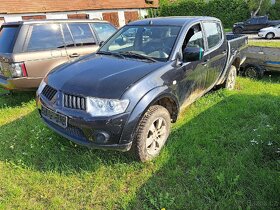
xmin=98 ymin=25 xmax=181 ymax=62
xmin=0 ymin=25 xmax=19 ymax=53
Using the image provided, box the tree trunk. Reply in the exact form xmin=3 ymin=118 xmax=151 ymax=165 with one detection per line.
xmin=252 ymin=0 xmax=264 ymax=17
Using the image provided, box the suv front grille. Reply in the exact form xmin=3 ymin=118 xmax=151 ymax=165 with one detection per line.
xmin=42 ymin=85 xmax=57 ymax=101
xmin=64 ymin=93 xmax=86 ymax=110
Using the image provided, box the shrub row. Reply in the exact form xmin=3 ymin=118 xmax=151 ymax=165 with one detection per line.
xmin=160 ymin=0 xmax=279 ymax=28
xmin=268 ymin=2 xmax=280 ymax=20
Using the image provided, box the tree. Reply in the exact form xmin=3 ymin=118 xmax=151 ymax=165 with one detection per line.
xmin=246 ymin=0 xmax=271 ymax=17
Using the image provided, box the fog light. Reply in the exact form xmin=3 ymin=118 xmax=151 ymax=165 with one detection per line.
xmin=95 ymin=132 xmax=109 ymax=144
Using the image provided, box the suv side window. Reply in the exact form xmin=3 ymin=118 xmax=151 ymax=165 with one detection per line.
xmin=91 ymin=23 xmax=116 ymax=42
xmin=62 ymin=24 xmax=74 ymax=47
xmin=203 ymin=22 xmax=223 ymax=49
xmin=27 ymin=24 xmax=64 ymax=51
xmin=68 ymin=23 xmax=96 ymax=46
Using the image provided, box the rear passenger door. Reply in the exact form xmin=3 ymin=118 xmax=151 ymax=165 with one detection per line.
xmin=22 ymin=24 xmax=68 ymax=87
xmin=62 ymin=23 xmax=98 ymax=60
xmin=202 ymin=21 xmax=227 ymax=89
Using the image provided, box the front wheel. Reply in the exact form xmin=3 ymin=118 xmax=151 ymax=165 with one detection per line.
xmin=224 ymin=65 xmax=237 ymax=90
xmin=133 ymin=105 xmax=171 ymax=162
xmin=233 ymin=27 xmax=242 ymax=34
xmin=265 ymin=32 xmax=275 ymax=39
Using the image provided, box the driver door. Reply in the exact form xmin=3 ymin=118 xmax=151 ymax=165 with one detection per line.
xmin=175 ymin=23 xmax=208 ymax=106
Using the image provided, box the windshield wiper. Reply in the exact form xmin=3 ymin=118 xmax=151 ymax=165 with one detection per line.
xmin=97 ymin=51 xmax=125 ymax=59
xmin=120 ymin=51 xmax=157 ymax=62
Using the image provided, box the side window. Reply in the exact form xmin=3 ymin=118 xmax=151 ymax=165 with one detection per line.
xmin=183 ymin=24 xmax=204 ymax=50
xmin=91 ymin=23 xmax=116 ymax=42
xmin=62 ymin=24 xmax=74 ymax=47
xmin=27 ymin=24 xmax=64 ymax=51
xmin=251 ymin=18 xmax=258 ymax=24
xmin=68 ymin=23 xmax=96 ymax=46
xmin=203 ymin=22 xmax=223 ymax=49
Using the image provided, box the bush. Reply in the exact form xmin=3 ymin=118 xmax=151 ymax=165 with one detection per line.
xmin=160 ymin=0 xmax=250 ymax=28
xmin=268 ymin=2 xmax=280 ymax=20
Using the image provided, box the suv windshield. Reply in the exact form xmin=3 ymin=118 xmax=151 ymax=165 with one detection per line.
xmin=98 ymin=25 xmax=181 ymax=62
xmin=0 ymin=25 xmax=19 ymax=53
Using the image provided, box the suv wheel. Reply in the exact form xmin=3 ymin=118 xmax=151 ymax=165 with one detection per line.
xmin=133 ymin=105 xmax=171 ymax=162
xmin=224 ymin=65 xmax=237 ymax=90
xmin=265 ymin=32 xmax=275 ymax=39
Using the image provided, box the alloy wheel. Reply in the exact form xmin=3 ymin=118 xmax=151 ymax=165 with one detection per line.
xmin=146 ymin=117 xmax=168 ymax=155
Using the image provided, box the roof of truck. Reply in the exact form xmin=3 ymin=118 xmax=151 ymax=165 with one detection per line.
xmin=128 ymin=16 xmax=220 ymax=26
xmin=2 ymin=19 xmax=109 ymax=26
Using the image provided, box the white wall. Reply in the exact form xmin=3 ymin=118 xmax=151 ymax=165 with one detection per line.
xmin=1 ymin=8 xmax=147 ymax=26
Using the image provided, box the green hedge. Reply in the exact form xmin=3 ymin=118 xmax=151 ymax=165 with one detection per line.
xmin=160 ymin=0 xmax=250 ymax=28
xmin=268 ymin=2 xmax=280 ymax=20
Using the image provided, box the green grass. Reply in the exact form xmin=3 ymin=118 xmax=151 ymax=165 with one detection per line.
xmin=224 ymin=28 xmax=232 ymax=33
xmin=249 ymin=40 xmax=280 ymax=48
xmin=0 ymin=75 xmax=280 ymax=209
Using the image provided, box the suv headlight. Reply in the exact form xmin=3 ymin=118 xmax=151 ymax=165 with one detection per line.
xmin=87 ymin=97 xmax=129 ymax=117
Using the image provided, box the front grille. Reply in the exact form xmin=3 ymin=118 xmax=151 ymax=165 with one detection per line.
xmin=64 ymin=93 xmax=86 ymax=110
xmin=42 ymin=85 xmax=57 ymax=101
xmin=44 ymin=118 xmax=87 ymax=141
xmin=65 ymin=125 xmax=86 ymax=139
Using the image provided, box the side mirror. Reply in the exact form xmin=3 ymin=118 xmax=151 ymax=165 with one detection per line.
xmin=115 ymin=36 xmax=127 ymax=46
xmin=183 ymin=47 xmax=204 ymax=62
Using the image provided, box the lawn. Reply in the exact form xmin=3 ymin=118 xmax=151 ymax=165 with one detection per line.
xmin=249 ymin=40 xmax=280 ymax=48
xmin=0 ymin=75 xmax=279 ymax=209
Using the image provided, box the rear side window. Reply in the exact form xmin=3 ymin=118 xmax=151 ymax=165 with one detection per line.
xmin=62 ymin=24 xmax=74 ymax=47
xmin=27 ymin=24 xmax=64 ymax=51
xmin=68 ymin=23 xmax=96 ymax=46
xmin=203 ymin=22 xmax=223 ymax=49
xmin=91 ymin=23 xmax=116 ymax=42
xmin=0 ymin=26 xmax=19 ymax=53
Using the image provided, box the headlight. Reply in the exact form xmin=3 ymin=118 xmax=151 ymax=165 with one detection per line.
xmin=87 ymin=97 xmax=129 ymax=117
xmin=37 ymin=80 xmax=46 ymax=96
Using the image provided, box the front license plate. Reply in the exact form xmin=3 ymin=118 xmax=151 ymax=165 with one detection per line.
xmin=41 ymin=105 xmax=68 ymax=128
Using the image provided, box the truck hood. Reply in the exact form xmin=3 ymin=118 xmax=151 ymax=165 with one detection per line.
xmin=234 ymin=22 xmax=244 ymax=25
xmin=47 ymin=54 xmax=165 ymax=99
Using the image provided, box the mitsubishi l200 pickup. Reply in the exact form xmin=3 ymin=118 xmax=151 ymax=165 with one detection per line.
xmin=37 ymin=17 xmax=248 ymax=162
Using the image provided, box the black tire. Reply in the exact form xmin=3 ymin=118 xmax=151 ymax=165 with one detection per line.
xmin=244 ymin=65 xmax=264 ymax=79
xmin=265 ymin=32 xmax=275 ymax=39
xmin=223 ymin=65 xmax=237 ymax=90
xmin=132 ymin=105 xmax=171 ymax=162
xmin=233 ymin=27 xmax=243 ymax=34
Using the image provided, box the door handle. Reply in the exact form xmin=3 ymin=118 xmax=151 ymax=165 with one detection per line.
xmin=69 ymin=53 xmax=80 ymax=58
xmin=222 ymin=50 xmax=227 ymax=54
xmin=202 ymin=59 xmax=209 ymax=66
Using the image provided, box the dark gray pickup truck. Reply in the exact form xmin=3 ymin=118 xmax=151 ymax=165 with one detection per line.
xmin=233 ymin=16 xmax=280 ymax=34
xmin=37 ymin=17 xmax=248 ymax=162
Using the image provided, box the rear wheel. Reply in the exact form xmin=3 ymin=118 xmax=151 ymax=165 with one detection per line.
xmin=133 ymin=105 xmax=171 ymax=162
xmin=265 ymin=32 xmax=275 ymax=39
xmin=244 ymin=65 xmax=264 ymax=79
xmin=224 ymin=65 xmax=237 ymax=90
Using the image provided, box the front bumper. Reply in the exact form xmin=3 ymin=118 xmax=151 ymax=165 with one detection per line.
xmin=258 ymin=31 xmax=266 ymax=38
xmin=38 ymin=96 xmax=133 ymax=152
